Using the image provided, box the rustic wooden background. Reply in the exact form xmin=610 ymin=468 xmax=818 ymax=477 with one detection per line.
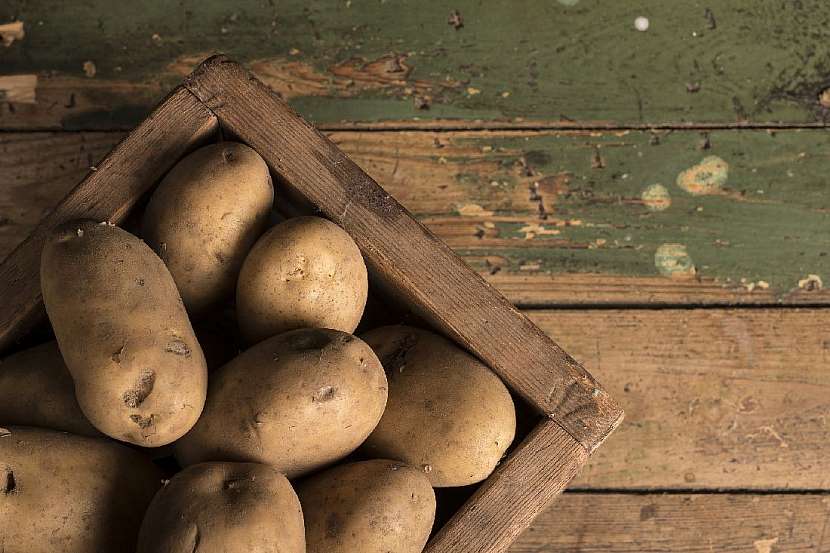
xmin=1 ymin=1 xmax=828 ymax=550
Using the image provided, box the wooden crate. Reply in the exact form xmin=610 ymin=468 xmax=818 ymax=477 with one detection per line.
xmin=0 ymin=56 xmax=623 ymax=553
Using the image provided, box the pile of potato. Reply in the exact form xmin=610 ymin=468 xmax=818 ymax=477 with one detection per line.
xmin=0 ymin=143 xmax=517 ymax=553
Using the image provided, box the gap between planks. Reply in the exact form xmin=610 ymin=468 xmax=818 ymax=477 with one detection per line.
xmin=3 ymin=121 xmax=830 ymax=134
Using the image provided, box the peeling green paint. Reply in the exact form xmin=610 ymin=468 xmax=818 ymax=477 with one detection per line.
xmin=4 ymin=0 xmax=830 ymax=128
xmin=443 ymin=129 xmax=830 ymax=293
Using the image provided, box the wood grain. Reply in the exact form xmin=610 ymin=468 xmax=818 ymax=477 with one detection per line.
xmin=427 ymin=419 xmax=587 ymax=553
xmin=3 ymin=1 xmax=830 ymax=129
xmin=183 ymin=56 xmax=623 ymax=451
xmin=3 ymin=128 xmax=828 ymax=306
xmin=533 ymin=308 xmax=830 ymax=490
xmin=510 ymin=493 xmax=830 ymax=552
xmin=0 ymin=87 xmax=218 ymax=353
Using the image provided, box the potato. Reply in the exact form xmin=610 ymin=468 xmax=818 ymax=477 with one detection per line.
xmin=137 ymin=462 xmax=304 ymax=553
xmin=40 ymin=220 xmax=208 ymax=447
xmin=0 ymin=341 xmax=99 ymax=437
xmin=298 ymin=459 xmax=435 ymax=553
xmin=361 ymin=325 xmax=516 ymax=487
xmin=236 ymin=216 xmax=368 ymax=344
xmin=176 ymin=328 xmax=386 ymax=477
xmin=142 ymin=142 xmax=273 ymax=314
xmin=0 ymin=425 xmax=161 ymax=553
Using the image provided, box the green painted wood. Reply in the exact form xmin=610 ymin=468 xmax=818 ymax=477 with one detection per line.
xmin=3 ymin=1 xmax=830 ymax=129
xmin=2 ymin=128 xmax=827 ymax=304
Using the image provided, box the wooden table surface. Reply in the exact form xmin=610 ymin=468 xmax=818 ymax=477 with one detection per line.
xmin=2 ymin=1 xmax=829 ymax=550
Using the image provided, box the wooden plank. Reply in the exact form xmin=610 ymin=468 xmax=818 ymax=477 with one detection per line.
xmin=2 ymin=136 xmax=828 ymax=488
xmin=183 ymin=56 xmax=623 ymax=452
xmin=510 ymin=493 xmax=830 ymax=552
xmin=3 ymin=1 xmax=830 ymax=129
xmin=2 ymin=128 xmax=828 ymax=306
xmin=534 ymin=308 xmax=830 ymax=490
xmin=427 ymin=419 xmax=587 ymax=553
xmin=0 ymin=87 xmax=218 ymax=353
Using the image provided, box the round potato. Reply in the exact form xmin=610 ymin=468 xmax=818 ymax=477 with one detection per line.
xmin=361 ymin=325 xmax=516 ymax=487
xmin=0 ymin=425 xmax=161 ymax=553
xmin=40 ymin=220 xmax=208 ymax=447
xmin=142 ymin=142 xmax=273 ymax=314
xmin=137 ymin=462 xmax=304 ymax=553
xmin=0 ymin=341 xmax=100 ymax=437
xmin=176 ymin=328 xmax=387 ymax=477
xmin=298 ymin=459 xmax=435 ymax=553
xmin=236 ymin=216 xmax=368 ymax=344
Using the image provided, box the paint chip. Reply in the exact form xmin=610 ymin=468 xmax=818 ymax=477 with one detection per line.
xmin=448 ymin=10 xmax=464 ymax=30
xmin=83 ymin=60 xmax=97 ymax=78
xmin=676 ymin=155 xmax=729 ymax=195
xmin=654 ymin=244 xmax=696 ymax=278
xmin=457 ymin=203 xmax=494 ymax=217
xmin=641 ymin=184 xmax=671 ymax=211
xmin=518 ymin=223 xmax=561 ymax=240
xmin=634 ymin=16 xmax=650 ymax=31
xmin=0 ymin=74 xmax=37 ymax=103
xmin=753 ymin=537 xmax=779 ymax=553
xmin=0 ymin=21 xmax=24 ymax=47
xmin=798 ymin=274 xmax=823 ymax=291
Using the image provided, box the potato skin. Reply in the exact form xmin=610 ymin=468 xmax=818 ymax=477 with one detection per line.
xmin=137 ymin=462 xmax=305 ymax=553
xmin=142 ymin=142 xmax=273 ymax=314
xmin=0 ymin=342 xmax=100 ymax=437
xmin=236 ymin=216 xmax=368 ymax=344
xmin=361 ymin=325 xmax=516 ymax=487
xmin=298 ymin=459 xmax=435 ymax=553
xmin=0 ymin=426 xmax=161 ymax=553
xmin=40 ymin=221 xmax=208 ymax=447
xmin=176 ymin=328 xmax=387 ymax=477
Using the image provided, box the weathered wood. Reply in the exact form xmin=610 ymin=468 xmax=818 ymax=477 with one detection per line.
xmin=3 ymin=1 xmax=830 ymax=129
xmin=427 ymin=419 xmax=587 ymax=553
xmin=510 ymin=493 xmax=830 ymax=552
xmin=2 ymin=128 xmax=828 ymax=305
xmin=533 ymin=308 xmax=830 ymax=490
xmin=183 ymin=56 xmax=623 ymax=451
xmin=0 ymin=87 xmax=218 ymax=353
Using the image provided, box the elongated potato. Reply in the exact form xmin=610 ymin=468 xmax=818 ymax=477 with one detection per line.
xmin=236 ymin=216 xmax=368 ymax=344
xmin=176 ymin=328 xmax=387 ymax=477
xmin=41 ymin=221 xmax=208 ymax=447
xmin=0 ymin=426 xmax=161 ymax=553
xmin=361 ymin=325 xmax=516 ymax=487
xmin=298 ymin=459 xmax=435 ymax=553
xmin=0 ymin=342 xmax=99 ymax=437
xmin=137 ymin=462 xmax=305 ymax=553
xmin=142 ymin=142 xmax=273 ymax=314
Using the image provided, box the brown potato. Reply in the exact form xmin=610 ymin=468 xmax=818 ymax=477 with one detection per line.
xmin=142 ymin=142 xmax=273 ymax=314
xmin=236 ymin=216 xmax=368 ymax=344
xmin=176 ymin=328 xmax=387 ymax=478
xmin=40 ymin=221 xmax=208 ymax=447
xmin=0 ymin=426 xmax=161 ymax=553
xmin=361 ymin=325 xmax=516 ymax=487
xmin=298 ymin=459 xmax=435 ymax=553
xmin=0 ymin=341 xmax=100 ymax=437
xmin=137 ymin=462 xmax=304 ymax=553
